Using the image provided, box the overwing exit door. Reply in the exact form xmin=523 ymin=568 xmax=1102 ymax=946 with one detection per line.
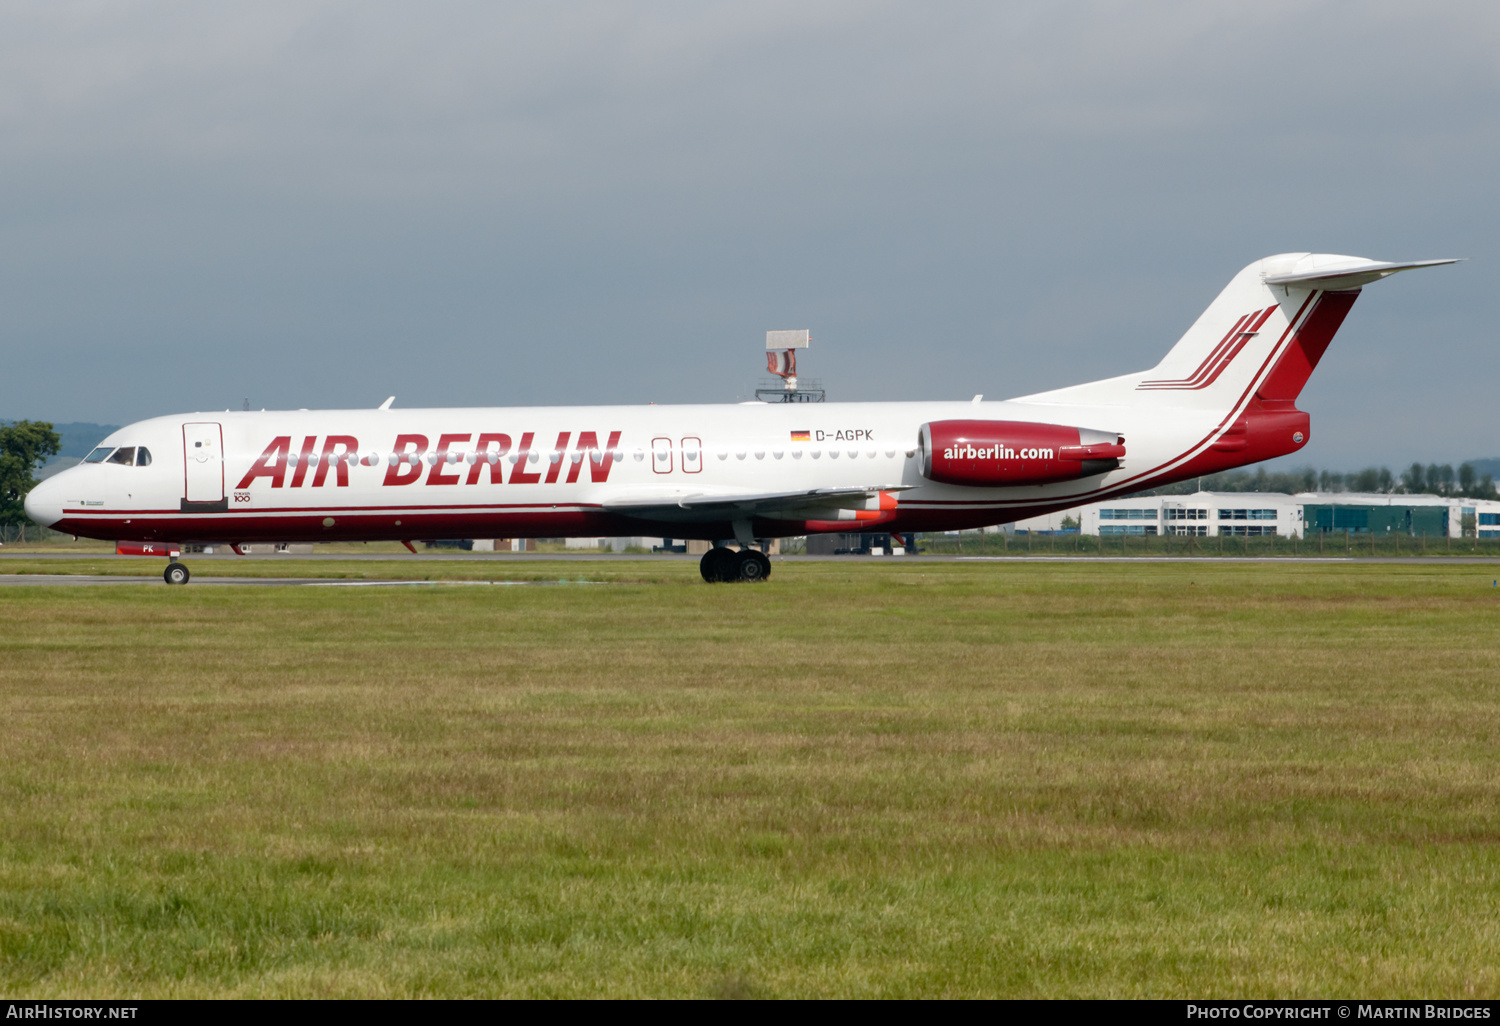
xmin=182 ymin=422 xmax=227 ymax=511
xmin=652 ymin=437 xmax=673 ymax=474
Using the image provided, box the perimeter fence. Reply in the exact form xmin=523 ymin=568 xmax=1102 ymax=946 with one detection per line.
xmin=913 ymin=530 xmax=1500 ymax=558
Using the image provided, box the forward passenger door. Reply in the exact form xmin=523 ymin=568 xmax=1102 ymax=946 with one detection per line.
xmin=182 ymin=422 xmax=226 ymax=510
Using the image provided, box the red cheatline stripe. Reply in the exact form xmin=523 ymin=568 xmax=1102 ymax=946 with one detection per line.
xmin=1184 ymin=308 xmax=1270 ymax=387
xmin=1142 ymin=308 xmax=1260 ymax=390
xmin=1139 ymin=305 xmax=1277 ymax=389
xmin=1184 ymin=336 xmax=1249 ymax=389
xmin=1185 ymin=305 xmax=1279 ymax=390
xmin=1143 ymin=313 xmax=1248 ymax=387
xmin=70 ymin=501 xmax=610 ymax=517
xmin=1182 ymin=306 xmax=1278 ymax=390
xmin=1139 ymin=311 xmax=1250 ymax=388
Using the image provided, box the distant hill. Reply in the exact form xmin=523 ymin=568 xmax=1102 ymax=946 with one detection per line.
xmin=36 ymin=457 xmax=81 ymax=481
xmin=1 ymin=420 xmax=118 ymax=474
xmin=1466 ymin=459 xmax=1500 ymax=480
xmin=51 ymin=422 xmax=121 ymax=459
xmin=0 ymin=420 xmax=120 ymax=481
xmin=0 ymin=421 xmax=121 ymax=480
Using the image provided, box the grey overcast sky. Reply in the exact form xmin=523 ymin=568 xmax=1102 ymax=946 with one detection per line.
xmin=2 ymin=1 xmax=1497 ymax=467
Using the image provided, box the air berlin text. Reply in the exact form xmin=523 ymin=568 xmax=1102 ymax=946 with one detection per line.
xmin=944 ymin=444 xmax=1055 ymax=461
xmin=234 ymin=432 xmax=623 ymax=489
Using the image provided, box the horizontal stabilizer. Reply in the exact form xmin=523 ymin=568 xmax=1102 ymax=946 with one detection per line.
xmin=1263 ymin=257 xmax=1459 ymax=292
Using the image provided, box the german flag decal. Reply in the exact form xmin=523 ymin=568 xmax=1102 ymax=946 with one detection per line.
xmin=790 ymin=430 xmax=811 ymax=442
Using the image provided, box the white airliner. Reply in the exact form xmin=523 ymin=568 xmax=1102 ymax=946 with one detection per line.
xmin=25 ymin=253 xmax=1455 ymax=584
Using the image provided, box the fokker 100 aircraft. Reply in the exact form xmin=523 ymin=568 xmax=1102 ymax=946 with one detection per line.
xmin=25 ymin=253 xmax=1455 ymax=584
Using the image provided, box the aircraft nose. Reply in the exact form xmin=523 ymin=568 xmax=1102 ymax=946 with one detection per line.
xmin=23 ymin=476 xmax=63 ymax=529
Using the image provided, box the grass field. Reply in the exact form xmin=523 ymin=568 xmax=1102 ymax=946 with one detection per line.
xmin=2 ymin=560 xmax=1499 ymax=997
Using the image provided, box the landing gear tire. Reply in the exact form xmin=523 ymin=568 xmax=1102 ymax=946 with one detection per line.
xmin=164 ymin=562 xmax=190 ymax=586
xmin=755 ymin=551 xmax=772 ymax=581
xmin=701 ymin=547 xmax=736 ymax=583
xmin=700 ymin=547 xmax=772 ymax=583
xmin=733 ymin=550 xmax=771 ymax=582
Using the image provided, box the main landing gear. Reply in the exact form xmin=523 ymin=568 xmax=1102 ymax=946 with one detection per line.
xmin=164 ymin=561 xmax=190 ymax=586
xmin=699 ymin=546 xmax=771 ymax=584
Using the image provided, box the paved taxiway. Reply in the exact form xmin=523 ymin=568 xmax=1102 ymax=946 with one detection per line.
xmin=0 ymin=573 xmax=607 ymax=587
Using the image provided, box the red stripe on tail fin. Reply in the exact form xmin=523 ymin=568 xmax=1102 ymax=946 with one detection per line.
xmin=1255 ymin=290 xmax=1360 ymax=403
xmin=1138 ymin=306 xmax=1276 ymax=390
xmin=1139 ymin=312 xmax=1250 ymax=389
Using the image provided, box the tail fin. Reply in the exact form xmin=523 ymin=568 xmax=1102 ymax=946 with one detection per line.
xmin=1016 ymin=253 xmax=1456 ymax=410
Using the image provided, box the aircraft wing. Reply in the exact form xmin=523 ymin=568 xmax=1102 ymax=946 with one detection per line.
xmin=603 ymin=484 xmax=909 ymax=522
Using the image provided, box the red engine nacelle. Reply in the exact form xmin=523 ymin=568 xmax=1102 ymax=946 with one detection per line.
xmin=918 ymin=419 xmax=1125 ymax=487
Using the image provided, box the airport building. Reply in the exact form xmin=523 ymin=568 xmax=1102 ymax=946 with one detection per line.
xmin=563 ymin=536 xmax=665 ymax=552
xmin=1010 ymin=491 xmax=1500 ymax=539
xmin=553 ymin=494 xmax=1500 ymax=552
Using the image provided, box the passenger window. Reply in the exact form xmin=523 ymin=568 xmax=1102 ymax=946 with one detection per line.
xmin=135 ymin=447 xmax=153 ymax=467
xmin=106 ymin=447 xmax=136 ymax=466
xmin=84 ymin=447 xmax=113 ymax=463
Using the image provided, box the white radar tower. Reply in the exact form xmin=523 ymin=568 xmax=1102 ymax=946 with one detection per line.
xmin=756 ymin=329 xmax=824 ymax=403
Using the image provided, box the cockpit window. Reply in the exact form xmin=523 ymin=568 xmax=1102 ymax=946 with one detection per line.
xmin=135 ymin=447 xmax=152 ymax=466
xmin=106 ymin=447 xmax=136 ymax=466
xmin=84 ymin=447 xmax=113 ymax=463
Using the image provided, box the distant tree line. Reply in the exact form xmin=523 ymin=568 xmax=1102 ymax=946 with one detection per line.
xmin=1137 ymin=463 xmax=1497 ymax=499
xmin=0 ymin=420 xmax=62 ymax=540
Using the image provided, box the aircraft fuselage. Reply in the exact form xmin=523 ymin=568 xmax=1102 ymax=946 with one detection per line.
xmin=25 ymin=398 xmax=1222 ymax=544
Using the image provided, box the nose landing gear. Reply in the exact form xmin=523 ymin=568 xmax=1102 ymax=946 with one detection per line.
xmin=699 ymin=546 xmax=771 ymax=583
xmin=164 ymin=562 xmax=191 ymax=586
